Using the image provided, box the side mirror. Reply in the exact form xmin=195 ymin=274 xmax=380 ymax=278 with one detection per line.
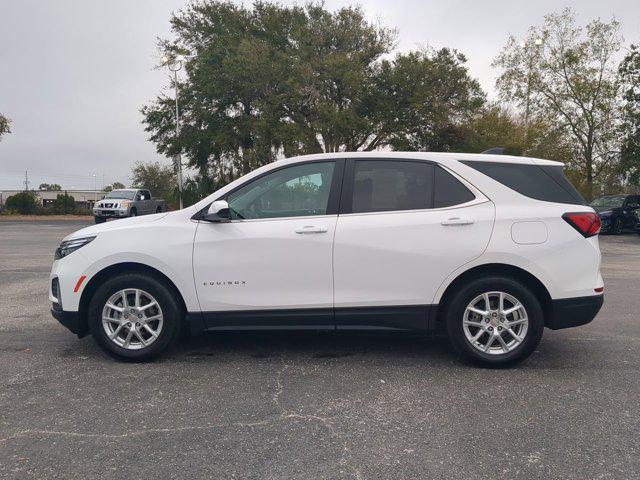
xmin=203 ymin=200 xmax=231 ymax=222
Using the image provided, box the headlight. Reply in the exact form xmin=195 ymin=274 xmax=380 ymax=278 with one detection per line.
xmin=54 ymin=236 xmax=96 ymax=260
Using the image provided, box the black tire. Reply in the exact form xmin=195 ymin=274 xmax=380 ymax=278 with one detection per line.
xmin=156 ymin=206 xmax=162 ymax=214
xmin=94 ymin=216 xmax=106 ymax=224
xmin=130 ymin=208 xmax=137 ymax=217
xmin=87 ymin=272 xmax=182 ymax=361
xmin=444 ymin=276 xmax=544 ymax=367
xmin=610 ymin=218 xmax=623 ymax=235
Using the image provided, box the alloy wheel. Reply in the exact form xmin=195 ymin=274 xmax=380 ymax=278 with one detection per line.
xmin=102 ymin=288 xmax=163 ymax=350
xmin=462 ymin=291 xmax=529 ymax=355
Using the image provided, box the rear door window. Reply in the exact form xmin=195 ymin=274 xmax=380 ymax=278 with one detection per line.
xmin=461 ymin=161 xmax=585 ymax=205
xmin=350 ymin=160 xmax=434 ymax=213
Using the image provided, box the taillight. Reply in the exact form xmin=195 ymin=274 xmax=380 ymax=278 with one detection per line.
xmin=562 ymin=212 xmax=601 ymax=238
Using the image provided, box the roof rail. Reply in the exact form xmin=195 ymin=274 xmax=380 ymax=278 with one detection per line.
xmin=481 ymin=147 xmax=505 ymax=155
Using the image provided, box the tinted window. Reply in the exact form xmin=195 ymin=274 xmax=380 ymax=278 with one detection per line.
xmin=351 ymin=160 xmax=434 ymax=213
xmin=461 ymin=161 xmax=585 ymax=205
xmin=105 ymin=190 xmax=135 ymax=200
xmin=625 ymin=197 xmax=639 ymax=208
xmin=434 ymin=166 xmax=475 ymax=207
xmin=590 ymin=195 xmax=625 ymax=208
xmin=227 ymin=162 xmax=335 ymax=219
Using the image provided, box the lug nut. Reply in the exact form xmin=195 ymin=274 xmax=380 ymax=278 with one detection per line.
xmin=136 ymin=322 xmax=140 ymax=327
xmin=488 ymin=326 xmax=493 ymax=332
xmin=138 ymin=314 xmax=142 ymax=319
xmin=485 ymin=318 xmax=490 ymax=323
xmin=498 ymin=326 xmax=503 ymax=331
xmin=126 ymin=322 xmax=132 ymax=327
xmin=124 ymin=314 xmax=128 ymax=319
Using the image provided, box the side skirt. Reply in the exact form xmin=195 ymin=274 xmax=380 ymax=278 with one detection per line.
xmin=189 ymin=305 xmax=435 ymax=333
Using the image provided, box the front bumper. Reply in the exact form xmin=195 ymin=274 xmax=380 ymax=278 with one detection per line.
xmin=51 ymin=306 xmax=87 ymax=337
xmin=93 ymin=208 xmax=128 ymax=217
xmin=546 ymin=294 xmax=604 ymax=330
xmin=599 ymin=216 xmax=611 ymax=231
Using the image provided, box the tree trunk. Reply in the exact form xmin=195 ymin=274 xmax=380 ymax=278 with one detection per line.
xmin=585 ymin=153 xmax=593 ymax=201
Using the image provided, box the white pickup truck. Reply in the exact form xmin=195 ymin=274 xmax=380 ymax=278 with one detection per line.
xmin=93 ymin=189 xmax=165 ymax=223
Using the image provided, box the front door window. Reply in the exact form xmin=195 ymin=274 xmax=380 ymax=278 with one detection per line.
xmin=227 ymin=162 xmax=335 ymax=220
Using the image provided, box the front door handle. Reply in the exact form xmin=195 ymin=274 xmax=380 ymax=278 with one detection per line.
xmin=295 ymin=226 xmax=328 ymax=234
xmin=441 ymin=217 xmax=475 ymax=226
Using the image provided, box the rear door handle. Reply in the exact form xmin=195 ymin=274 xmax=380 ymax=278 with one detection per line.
xmin=441 ymin=217 xmax=475 ymax=226
xmin=295 ymin=226 xmax=328 ymax=234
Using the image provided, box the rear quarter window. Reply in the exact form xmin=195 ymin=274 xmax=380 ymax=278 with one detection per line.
xmin=460 ymin=161 xmax=585 ymax=205
xmin=434 ymin=166 xmax=476 ymax=207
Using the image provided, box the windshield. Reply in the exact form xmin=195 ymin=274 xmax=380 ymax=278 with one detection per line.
xmin=589 ymin=195 xmax=625 ymax=208
xmin=105 ymin=190 xmax=135 ymax=200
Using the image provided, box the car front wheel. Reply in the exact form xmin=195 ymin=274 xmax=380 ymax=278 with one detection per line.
xmin=87 ymin=272 xmax=182 ymax=361
xmin=445 ymin=276 xmax=544 ymax=367
xmin=611 ymin=218 xmax=623 ymax=235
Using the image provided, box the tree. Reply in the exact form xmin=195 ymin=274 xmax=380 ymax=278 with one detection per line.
xmin=4 ymin=191 xmax=38 ymax=214
xmin=104 ymin=182 xmax=126 ymax=192
xmin=0 ymin=113 xmax=10 ymax=142
xmin=619 ymin=45 xmax=640 ymax=189
xmin=142 ymin=1 xmax=484 ymax=189
xmin=52 ymin=193 xmax=76 ymax=214
xmin=381 ymin=48 xmax=485 ymax=152
xmin=39 ymin=183 xmax=62 ymax=191
xmin=493 ymin=9 xmax=623 ymax=199
xmin=131 ymin=161 xmax=178 ymax=208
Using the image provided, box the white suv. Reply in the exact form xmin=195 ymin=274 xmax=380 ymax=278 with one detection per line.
xmin=50 ymin=152 xmax=603 ymax=366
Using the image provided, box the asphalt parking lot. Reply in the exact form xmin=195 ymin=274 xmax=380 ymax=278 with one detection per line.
xmin=0 ymin=220 xmax=639 ymax=479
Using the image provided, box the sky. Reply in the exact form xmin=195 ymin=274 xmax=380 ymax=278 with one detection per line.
xmin=0 ymin=0 xmax=639 ymax=191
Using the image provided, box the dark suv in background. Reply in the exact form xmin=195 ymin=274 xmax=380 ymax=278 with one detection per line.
xmin=590 ymin=194 xmax=640 ymax=234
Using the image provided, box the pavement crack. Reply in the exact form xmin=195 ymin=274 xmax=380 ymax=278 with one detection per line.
xmin=0 ymin=420 xmax=272 ymax=444
xmin=273 ymin=354 xmax=363 ymax=480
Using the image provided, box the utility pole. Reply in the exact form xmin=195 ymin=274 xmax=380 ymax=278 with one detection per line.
xmin=24 ymin=170 xmax=30 ymax=191
xmin=162 ymin=54 xmax=186 ymax=209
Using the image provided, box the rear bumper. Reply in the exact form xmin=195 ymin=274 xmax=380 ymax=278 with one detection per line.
xmin=546 ymin=294 xmax=604 ymax=330
xmin=51 ymin=306 xmax=87 ymax=337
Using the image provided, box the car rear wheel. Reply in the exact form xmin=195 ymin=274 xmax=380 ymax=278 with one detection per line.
xmin=87 ymin=272 xmax=182 ymax=361
xmin=130 ymin=208 xmax=137 ymax=217
xmin=445 ymin=276 xmax=544 ymax=367
xmin=156 ymin=206 xmax=162 ymax=213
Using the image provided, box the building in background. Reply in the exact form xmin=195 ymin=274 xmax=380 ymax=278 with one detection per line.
xmin=0 ymin=189 xmax=105 ymax=211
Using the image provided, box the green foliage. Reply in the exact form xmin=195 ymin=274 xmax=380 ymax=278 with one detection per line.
xmin=142 ymin=1 xmax=484 ymax=193
xmin=381 ymin=49 xmax=485 ymax=152
xmin=131 ymin=161 xmax=178 ymax=208
xmin=104 ymin=182 xmax=126 ymax=192
xmin=52 ymin=193 xmax=76 ymax=214
xmin=39 ymin=183 xmax=62 ymax=191
xmin=619 ymin=45 xmax=640 ymax=190
xmin=493 ymin=8 xmax=623 ymax=199
xmin=5 ymin=191 xmax=38 ymax=214
xmin=0 ymin=113 xmax=10 ymax=141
